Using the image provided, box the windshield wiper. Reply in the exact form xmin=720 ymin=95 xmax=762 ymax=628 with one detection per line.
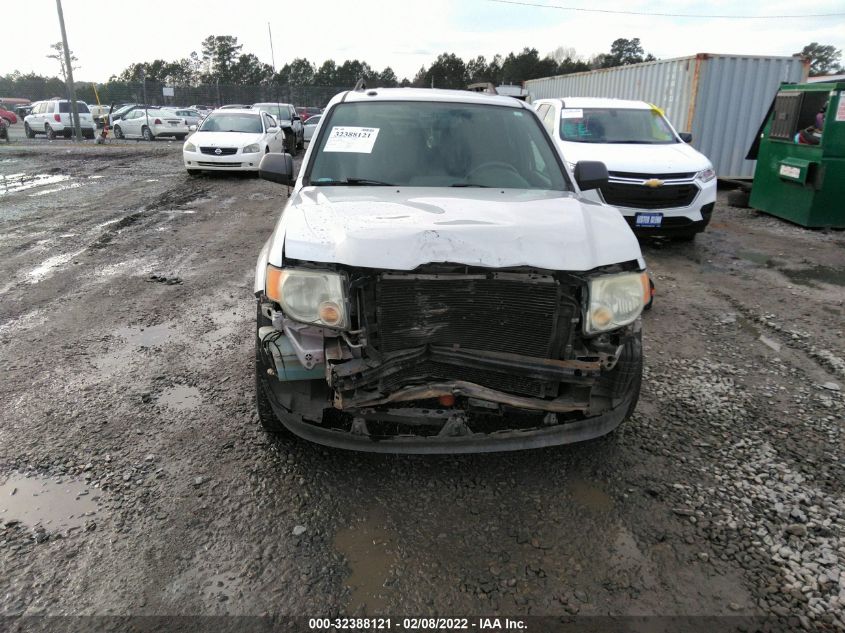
xmin=450 ymin=183 xmax=492 ymax=187
xmin=314 ymin=178 xmax=395 ymax=186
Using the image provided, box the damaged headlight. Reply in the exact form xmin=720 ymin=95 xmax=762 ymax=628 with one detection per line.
xmin=586 ymin=271 xmax=650 ymax=334
xmin=265 ymin=266 xmax=348 ymax=329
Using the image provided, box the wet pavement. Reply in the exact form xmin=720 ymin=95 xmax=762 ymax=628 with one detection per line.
xmin=0 ymin=142 xmax=843 ymax=628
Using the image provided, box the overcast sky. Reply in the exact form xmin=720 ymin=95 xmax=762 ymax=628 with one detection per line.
xmin=2 ymin=0 xmax=844 ymax=82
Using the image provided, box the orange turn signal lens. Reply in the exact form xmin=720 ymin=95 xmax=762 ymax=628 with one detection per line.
xmin=640 ymin=272 xmax=651 ymax=305
xmin=318 ymin=301 xmax=342 ymax=326
xmin=265 ymin=265 xmax=283 ymax=302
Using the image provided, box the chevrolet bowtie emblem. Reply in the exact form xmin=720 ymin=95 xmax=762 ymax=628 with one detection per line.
xmin=643 ymin=178 xmax=664 ymax=188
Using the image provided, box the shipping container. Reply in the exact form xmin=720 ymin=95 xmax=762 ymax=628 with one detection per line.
xmin=524 ymin=54 xmax=810 ymax=178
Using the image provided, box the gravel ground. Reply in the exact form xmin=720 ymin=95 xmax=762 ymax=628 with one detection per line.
xmin=0 ymin=140 xmax=843 ymax=629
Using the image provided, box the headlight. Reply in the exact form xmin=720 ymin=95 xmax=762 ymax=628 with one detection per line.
xmin=265 ymin=266 xmax=348 ymax=329
xmin=243 ymin=143 xmax=261 ymax=154
xmin=696 ymin=168 xmax=716 ymax=183
xmin=586 ymin=271 xmax=650 ymax=334
xmin=184 ymin=141 xmax=196 ymax=152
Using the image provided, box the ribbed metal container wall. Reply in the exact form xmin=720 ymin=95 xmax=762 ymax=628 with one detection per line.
xmin=524 ymin=54 xmax=809 ymax=178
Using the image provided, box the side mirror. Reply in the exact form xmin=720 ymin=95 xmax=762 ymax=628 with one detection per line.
xmin=679 ymin=132 xmax=693 ymax=143
xmin=292 ymin=115 xmax=301 ymax=121
xmin=573 ymin=160 xmax=608 ymax=191
xmin=259 ymin=153 xmax=294 ymax=186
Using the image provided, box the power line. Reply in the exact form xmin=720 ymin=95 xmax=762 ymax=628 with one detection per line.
xmin=487 ymin=0 xmax=845 ymax=19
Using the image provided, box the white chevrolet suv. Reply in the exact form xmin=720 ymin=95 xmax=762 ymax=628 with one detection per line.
xmin=252 ymin=88 xmax=651 ymax=453
xmin=24 ymin=100 xmax=96 ymax=139
xmin=533 ymin=97 xmax=717 ymax=241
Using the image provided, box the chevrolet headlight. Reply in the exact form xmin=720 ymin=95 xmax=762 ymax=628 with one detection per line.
xmin=184 ymin=141 xmax=196 ymax=152
xmin=243 ymin=143 xmax=261 ymax=154
xmin=265 ymin=266 xmax=348 ymax=329
xmin=696 ymin=167 xmax=716 ymax=183
xmin=586 ymin=271 xmax=650 ymax=334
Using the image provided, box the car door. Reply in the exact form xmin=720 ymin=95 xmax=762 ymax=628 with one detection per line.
xmin=29 ymin=102 xmax=44 ymax=129
xmin=125 ymin=109 xmax=144 ymax=137
xmin=263 ymin=114 xmax=282 ymax=152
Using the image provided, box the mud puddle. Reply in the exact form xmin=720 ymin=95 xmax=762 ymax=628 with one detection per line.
xmin=778 ymin=265 xmax=845 ymax=288
xmin=568 ymin=479 xmax=613 ymax=512
xmin=0 ymin=474 xmax=99 ymax=530
xmin=116 ymin=323 xmax=175 ymax=347
xmin=334 ymin=511 xmax=399 ymax=613
xmin=158 ymin=385 xmax=202 ymax=411
xmin=0 ymin=173 xmax=72 ymax=197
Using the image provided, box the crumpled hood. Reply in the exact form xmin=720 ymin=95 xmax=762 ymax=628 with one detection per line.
xmin=270 ymin=187 xmax=643 ymax=272
xmin=187 ymin=131 xmax=263 ymax=147
xmin=559 ymin=141 xmax=710 ymax=174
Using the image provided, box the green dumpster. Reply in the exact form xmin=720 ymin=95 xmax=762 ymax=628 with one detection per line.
xmin=749 ymin=82 xmax=845 ymax=228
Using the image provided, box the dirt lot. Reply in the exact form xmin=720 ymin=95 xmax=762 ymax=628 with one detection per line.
xmin=1 ymin=140 xmax=843 ymax=629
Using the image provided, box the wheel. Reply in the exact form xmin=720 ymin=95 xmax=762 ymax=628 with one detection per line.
xmin=186 ymin=169 xmax=202 ymax=177
xmin=175 ymin=134 xmax=186 ymax=141
xmin=24 ymin=122 xmax=35 ymax=138
xmin=1 ymin=117 xmax=11 ymax=126
xmin=142 ymin=126 xmax=155 ymax=141
xmin=45 ymin=124 xmax=56 ymax=140
xmin=727 ymin=189 xmax=750 ymax=208
xmin=296 ymin=131 xmax=304 ymax=150
xmin=255 ymin=305 xmax=295 ymax=437
xmin=113 ymin=125 xmax=124 ymax=139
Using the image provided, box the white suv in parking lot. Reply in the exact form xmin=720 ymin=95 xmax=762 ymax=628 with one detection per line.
xmin=252 ymin=88 xmax=649 ymax=453
xmin=533 ymin=97 xmax=717 ymax=240
xmin=24 ymin=100 xmax=96 ymax=139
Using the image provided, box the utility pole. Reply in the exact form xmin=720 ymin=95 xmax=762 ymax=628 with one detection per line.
xmin=55 ymin=0 xmax=81 ymax=141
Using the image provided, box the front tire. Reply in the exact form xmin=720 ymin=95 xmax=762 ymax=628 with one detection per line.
xmin=142 ymin=126 xmax=155 ymax=141
xmin=45 ymin=124 xmax=56 ymax=140
xmin=296 ymin=131 xmax=304 ymax=150
xmin=285 ymin=131 xmax=298 ymax=156
xmin=113 ymin=125 xmax=124 ymax=139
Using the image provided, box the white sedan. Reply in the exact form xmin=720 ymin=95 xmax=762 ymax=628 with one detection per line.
xmin=303 ymin=114 xmax=322 ymax=142
xmin=183 ymin=109 xmax=285 ymax=174
xmin=112 ymin=107 xmax=189 ymax=140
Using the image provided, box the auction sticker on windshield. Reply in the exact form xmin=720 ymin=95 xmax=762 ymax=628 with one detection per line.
xmin=561 ymin=109 xmax=583 ymax=119
xmin=324 ymin=127 xmax=380 ymax=153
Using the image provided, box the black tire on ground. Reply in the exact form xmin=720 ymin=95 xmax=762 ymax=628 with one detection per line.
xmin=255 ymin=305 xmax=295 ymax=437
xmin=45 ymin=124 xmax=56 ymax=140
xmin=114 ymin=125 xmax=124 ymax=139
xmin=24 ymin=123 xmax=35 ymax=138
xmin=285 ymin=131 xmax=297 ymax=156
xmin=1 ymin=117 xmax=11 ymax=126
xmin=727 ymin=188 xmax=751 ymax=208
xmin=296 ymin=132 xmax=304 ymax=150
xmin=142 ymin=126 xmax=155 ymax=141
xmin=175 ymin=134 xmax=186 ymax=141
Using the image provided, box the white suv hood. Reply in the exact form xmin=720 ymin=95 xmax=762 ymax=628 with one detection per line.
xmin=559 ymin=141 xmax=709 ymax=173
xmin=270 ymin=187 xmax=643 ymax=271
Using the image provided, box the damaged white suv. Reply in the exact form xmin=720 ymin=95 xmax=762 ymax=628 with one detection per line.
xmin=253 ymin=88 xmax=650 ymax=453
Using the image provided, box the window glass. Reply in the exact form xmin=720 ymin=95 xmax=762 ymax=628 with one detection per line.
xmin=199 ymin=113 xmax=263 ymax=133
xmin=560 ymin=107 xmax=677 ymax=144
xmin=58 ymin=101 xmax=90 ymax=113
xmin=542 ymin=105 xmax=557 ymax=134
xmin=308 ymin=101 xmax=568 ymax=190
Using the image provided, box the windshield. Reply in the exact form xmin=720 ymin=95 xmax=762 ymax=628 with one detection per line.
xmin=560 ymin=107 xmax=677 ymax=144
xmin=199 ymin=113 xmax=262 ymax=133
xmin=59 ymin=102 xmax=90 ymax=114
xmin=255 ymin=104 xmax=290 ymax=120
xmin=308 ymin=101 xmax=569 ymax=190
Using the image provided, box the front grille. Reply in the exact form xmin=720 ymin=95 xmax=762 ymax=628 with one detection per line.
xmin=608 ymin=171 xmax=696 ymax=180
xmin=375 ymin=274 xmax=562 ymax=358
xmin=196 ymin=161 xmax=242 ymax=167
xmin=600 ymin=182 xmax=698 ymax=209
xmin=200 ymin=147 xmax=238 ymax=155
